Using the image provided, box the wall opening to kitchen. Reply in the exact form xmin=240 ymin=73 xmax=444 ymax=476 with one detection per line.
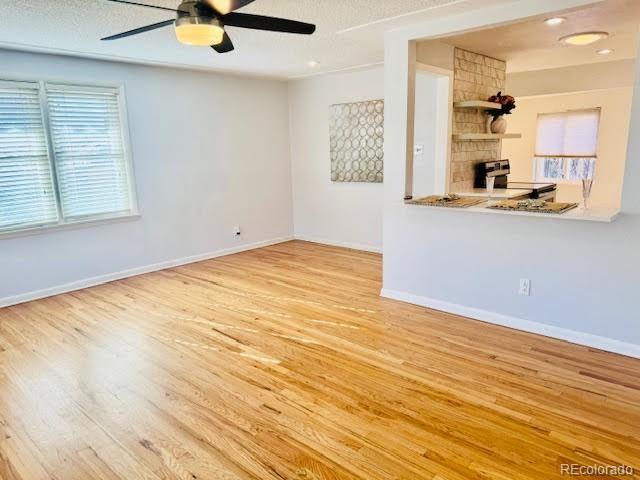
xmin=404 ymin=0 xmax=637 ymax=218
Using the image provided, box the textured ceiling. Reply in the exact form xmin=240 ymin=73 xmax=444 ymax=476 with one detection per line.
xmin=439 ymin=0 xmax=640 ymax=72
xmin=0 ymin=0 xmax=469 ymax=78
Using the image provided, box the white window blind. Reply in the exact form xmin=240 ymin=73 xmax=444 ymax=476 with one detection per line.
xmin=47 ymin=85 xmax=132 ymax=219
xmin=0 ymin=79 xmax=135 ymax=235
xmin=0 ymin=81 xmax=58 ymax=230
xmin=534 ymin=109 xmax=600 ymax=183
xmin=535 ymin=109 xmax=600 ymax=157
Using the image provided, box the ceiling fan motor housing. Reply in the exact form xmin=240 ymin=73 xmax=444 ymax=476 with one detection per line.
xmin=175 ymin=15 xmax=224 ymax=30
xmin=177 ymin=1 xmax=217 ymax=20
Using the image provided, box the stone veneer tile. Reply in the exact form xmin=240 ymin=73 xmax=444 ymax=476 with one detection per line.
xmin=451 ymin=48 xmax=506 ymax=192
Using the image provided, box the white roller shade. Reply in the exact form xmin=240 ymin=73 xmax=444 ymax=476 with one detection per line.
xmin=535 ymin=109 xmax=600 ymax=157
xmin=0 ymin=81 xmax=58 ymax=231
xmin=46 ymin=85 xmax=132 ymax=219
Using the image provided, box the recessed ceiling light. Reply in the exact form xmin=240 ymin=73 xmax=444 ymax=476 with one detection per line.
xmin=307 ymin=60 xmax=319 ymax=67
xmin=544 ymin=17 xmax=566 ymax=26
xmin=560 ymin=31 xmax=609 ymax=46
xmin=597 ymin=48 xmax=614 ymax=55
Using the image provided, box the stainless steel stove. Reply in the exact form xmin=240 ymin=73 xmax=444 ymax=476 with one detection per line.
xmin=504 ymin=181 xmax=557 ymax=200
xmin=474 ymin=160 xmax=557 ymax=201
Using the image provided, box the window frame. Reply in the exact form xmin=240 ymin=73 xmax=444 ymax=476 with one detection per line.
xmin=0 ymin=76 xmax=139 ymax=239
xmin=532 ymin=107 xmax=600 ymax=184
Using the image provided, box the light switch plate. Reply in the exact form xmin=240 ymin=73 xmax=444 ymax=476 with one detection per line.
xmin=414 ymin=144 xmax=424 ymax=155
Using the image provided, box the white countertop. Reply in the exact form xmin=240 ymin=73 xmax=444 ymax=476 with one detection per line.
xmin=465 ymin=204 xmax=620 ymax=222
xmin=456 ymin=188 xmax=532 ymax=199
xmin=405 ymin=200 xmax=620 ymax=223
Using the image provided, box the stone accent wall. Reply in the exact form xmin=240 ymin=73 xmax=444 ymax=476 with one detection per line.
xmin=451 ymin=48 xmax=506 ymax=192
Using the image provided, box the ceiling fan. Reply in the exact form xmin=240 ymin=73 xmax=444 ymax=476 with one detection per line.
xmin=101 ymin=0 xmax=316 ymax=53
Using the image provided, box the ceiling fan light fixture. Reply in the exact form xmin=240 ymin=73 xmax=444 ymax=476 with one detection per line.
xmin=101 ymin=0 xmax=316 ymax=55
xmin=175 ymin=16 xmax=225 ymax=46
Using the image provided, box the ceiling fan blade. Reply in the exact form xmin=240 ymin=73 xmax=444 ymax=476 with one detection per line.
xmin=103 ymin=0 xmax=186 ymax=13
xmin=222 ymin=12 xmax=316 ymax=35
xmin=206 ymin=0 xmax=255 ymax=15
xmin=101 ymin=19 xmax=175 ymax=41
xmin=212 ymin=32 xmax=235 ymax=53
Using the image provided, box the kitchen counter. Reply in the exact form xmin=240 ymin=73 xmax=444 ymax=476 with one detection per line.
xmin=405 ymin=200 xmax=620 ymax=223
xmin=456 ymin=188 xmax=532 ymax=199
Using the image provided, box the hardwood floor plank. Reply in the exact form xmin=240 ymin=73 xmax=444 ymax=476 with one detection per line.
xmin=0 ymin=240 xmax=638 ymax=479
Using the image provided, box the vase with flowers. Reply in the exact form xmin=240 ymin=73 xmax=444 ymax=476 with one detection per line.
xmin=487 ymin=91 xmax=516 ymax=134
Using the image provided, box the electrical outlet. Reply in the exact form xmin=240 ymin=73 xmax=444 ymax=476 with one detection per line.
xmin=519 ymin=279 xmax=531 ymax=296
xmin=233 ymin=226 xmax=241 ymax=236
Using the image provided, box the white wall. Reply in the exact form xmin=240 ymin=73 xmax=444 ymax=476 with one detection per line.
xmin=507 ymin=59 xmax=637 ymax=97
xmin=413 ymin=71 xmax=439 ymax=197
xmin=413 ymin=69 xmax=451 ymax=197
xmin=502 ymin=87 xmax=633 ymax=209
xmin=0 ymin=49 xmax=293 ymax=305
xmin=382 ymin=0 xmax=640 ymax=357
xmin=288 ymin=67 xmax=384 ymax=252
xmin=416 ymin=40 xmax=455 ymax=71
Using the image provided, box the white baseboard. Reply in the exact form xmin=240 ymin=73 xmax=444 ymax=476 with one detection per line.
xmin=7 ymin=238 xmax=636 ymax=359
xmin=0 ymin=236 xmax=294 ymax=309
xmin=380 ymin=288 xmax=640 ymax=359
xmin=294 ymin=235 xmax=382 ymax=253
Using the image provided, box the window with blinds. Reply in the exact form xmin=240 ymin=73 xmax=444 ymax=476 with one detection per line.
xmin=0 ymin=81 xmax=58 ymax=230
xmin=533 ymin=109 xmax=600 ymax=183
xmin=47 ymin=85 xmax=132 ymax=219
xmin=0 ymin=80 xmax=135 ymax=234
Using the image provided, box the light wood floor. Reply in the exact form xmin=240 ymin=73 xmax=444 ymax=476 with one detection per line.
xmin=0 ymin=240 xmax=638 ymax=480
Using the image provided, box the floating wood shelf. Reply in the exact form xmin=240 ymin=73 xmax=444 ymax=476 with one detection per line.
xmin=452 ymin=133 xmax=522 ymax=141
xmin=453 ymin=100 xmax=503 ymax=110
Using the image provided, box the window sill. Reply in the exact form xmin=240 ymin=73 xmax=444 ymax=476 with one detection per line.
xmin=404 ymin=202 xmax=620 ymax=223
xmin=0 ymin=212 xmax=141 ymax=241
